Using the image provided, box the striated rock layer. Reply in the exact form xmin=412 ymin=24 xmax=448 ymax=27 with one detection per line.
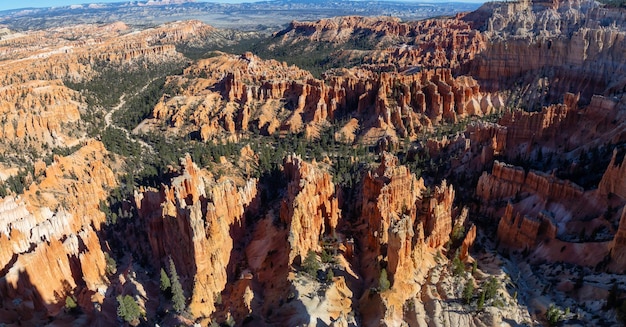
xmin=463 ymin=0 xmax=626 ymax=106
xmin=0 ymin=140 xmax=116 ymax=322
xmin=135 ymin=155 xmax=258 ymax=318
xmin=276 ymin=15 xmax=486 ymax=69
xmin=148 ymin=52 xmax=503 ymax=144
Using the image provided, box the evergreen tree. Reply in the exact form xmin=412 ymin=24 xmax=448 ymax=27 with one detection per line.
xmin=326 ymin=269 xmax=334 ymax=283
xmin=484 ymin=277 xmax=499 ymax=300
xmin=452 ymin=252 xmax=465 ymax=276
xmin=117 ymin=295 xmax=141 ymax=324
xmin=462 ymin=280 xmax=474 ymax=305
xmin=477 ymin=290 xmax=485 ymax=310
xmin=160 ymin=267 xmax=171 ymax=293
xmin=302 ymin=250 xmax=321 ymax=277
xmin=379 ymin=268 xmax=391 ymax=292
xmin=169 ymin=258 xmax=186 ymax=313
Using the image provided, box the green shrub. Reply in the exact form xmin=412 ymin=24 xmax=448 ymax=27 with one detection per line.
xmin=104 ymin=252 xmax=116 ymax=275
xmin=65 ymin=295 xmax=78 ymax=312
xmin=546 ymin=304 xmax=562 ymax=326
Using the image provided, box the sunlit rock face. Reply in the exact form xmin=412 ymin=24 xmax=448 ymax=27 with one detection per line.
xmin=0 ymin=141 xmax=116 ymax=317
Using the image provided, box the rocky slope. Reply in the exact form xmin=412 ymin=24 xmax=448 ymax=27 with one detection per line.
xmin=1 ymin=0 xmax=626 ymax=326
xmin=273 ymin=15 xmax=486 ymax=70
xmin=464 ymin=0 xmax=626 ymax=107
xmin=144 ymin=52 xmax=504 ymax=145
xmin=0 ymin=140 xmax=116 ymax=324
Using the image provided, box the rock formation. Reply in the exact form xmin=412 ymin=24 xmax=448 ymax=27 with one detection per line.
xmin=276 ymin=15 xmax=486 ymax=69
xmin=356 ymin=153 xmax=479 ymax=325
xmin=280 ymin=155 xmax=340 ymax=263
xmin=598 ymin=149 xmax=626 ymax=200
xmin=477 ymin=161 xmax=584 ymax=203
xmin=0 ymin=140 xmax=116 ymax=322
xmin=464 ymin=0 xmax=626 ymax=105
xmin=2 ymin=0 xmax=626 ymax=325
xmin=148 ymin=52 xmax=503 ymax=144
xmin=0 ymin=80 xmax=82 ymax=153
xmin=135 ymin=155 xmax=258 ymax=318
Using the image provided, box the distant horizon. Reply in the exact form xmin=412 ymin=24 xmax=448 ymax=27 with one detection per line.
xmin=0 ymin=0 xmax=490 ymax=12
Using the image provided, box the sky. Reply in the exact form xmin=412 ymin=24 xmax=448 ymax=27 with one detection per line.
xmin=0 ymin=0 xmax=489 ymax=12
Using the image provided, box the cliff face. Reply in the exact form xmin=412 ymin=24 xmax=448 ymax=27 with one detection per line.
xmin=135 ymin=155 xmax=258 ymax=318
xmin=357 ymin=153 xmax=474 ymax=325
xmin=496 ymin=203 xmax=557 ymax=249
xmin=475 ymin=155 xmax=626 ymax=269
xmin=276 ymin=15 xmax=486 ymax=69
xmin=464 ymin=0 xmax=626 ymax=105
xmin=0 ymin=80 xmax=82 ymax=153
xmin=0 ymin=140 xmax=116 ymax=319
xmin=477 ymin=161 xmax=584 ymax=203
xmin=149 ymin=52 xmax=502 ymax=144
xmin=280 ymin=155 xmax=340 ymax=263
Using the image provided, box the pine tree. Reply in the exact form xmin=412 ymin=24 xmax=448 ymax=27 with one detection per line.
xmin=302 ymin=250 xmax=320 ymax=277
xmin=452 ymin=252 xmax=465 ymax=276
xmin=484 ymin=277 xmax=499 ymax=300
xmin=477 ymin=290 xmax=485 ymax=310
xmin=117 ymin=295 xmax=141 ymax=323
xmin=117 ymin=295 xmax=127 ymax=321
xmin=379 ymin=268 xmax=391 ymax=292
xmin=160 ymin=267 xmax=171 ymax=293
xmin=326 ymin=269 xmax=334 ymax=283
xmin=462 ymin=280 xmax=474 ymax=305
xmin=169 ymin=258 xmax=186 ymax=313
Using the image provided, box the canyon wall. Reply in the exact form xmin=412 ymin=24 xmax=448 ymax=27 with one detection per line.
xmin=150 ymin=52 xmax=503 ymax=143
xmin=135 ymin=155 xmax=258 ymax=318
xmin=0 ymin=140 xmax=116 ymax=321
xmin=278 ymin=15 xmax=486 ymax=69
xmin=464 ymin=0 xmax=626 ymax=105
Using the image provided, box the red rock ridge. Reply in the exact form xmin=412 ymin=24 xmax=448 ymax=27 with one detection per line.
xmin=477 ymin=161 xmax=584 ymax=203
xmin=280 ymin=154 xmax=340 ymax=263
xmin=0 ymin=140 xmax=116 ymax=318
xmin=150 ymin=52 xmax=502 ymax=143
xmin=279 ymin=16 xmax=486 ymax=69
xmin=134 ymin=155 xmax=258 ymax=318
xmin=358 ymin=153 xmax=469 ymax=324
